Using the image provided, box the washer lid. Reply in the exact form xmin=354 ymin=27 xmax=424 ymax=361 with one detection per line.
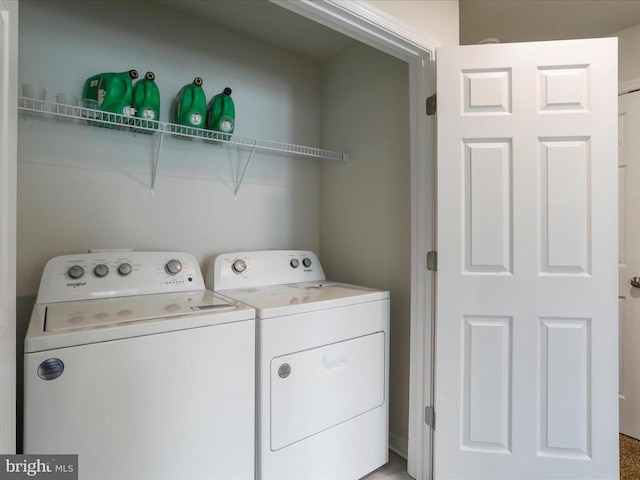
xmin=45 ymin=290 xmax=236 ymax=332
xmin=25 ymin=290 xmax=255 ymax=353
xmin=219 ymin=282 xmax=389 ymax=318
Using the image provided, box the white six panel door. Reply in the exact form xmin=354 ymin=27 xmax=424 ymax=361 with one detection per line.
xmin=436 ymin=38 xmax=618 ymax=479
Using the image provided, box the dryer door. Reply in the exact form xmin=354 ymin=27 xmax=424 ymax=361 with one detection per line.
xmin=270 ymin=331 xmax=385 ymax=450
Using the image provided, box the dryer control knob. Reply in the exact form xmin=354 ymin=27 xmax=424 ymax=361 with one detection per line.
xmin=302 ymin=257 xmax=312 ymax=268
xmin=165 ymin=259 xmax=183 ymax=275
xmin=118 ymin=263 xmax=132 ymax=276
xmin=290 ymin=258 xmax=300 ymax=268
xmin=67 ymin=265 xmax=84 ymax=279
xmin=93 ymin=264 xmax=109 ymax=278
xmin=232 ymin=259 xmax=247 ymax=274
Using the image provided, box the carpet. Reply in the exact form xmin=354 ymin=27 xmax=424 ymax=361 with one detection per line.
xmin=621 ymin=434 xmax=640 ymax=479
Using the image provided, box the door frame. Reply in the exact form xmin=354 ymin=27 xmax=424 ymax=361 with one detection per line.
xmin=0 ymin=0 xmax=18 ymax=454
xmin=270 ymin=1 xmax=437 ymax=477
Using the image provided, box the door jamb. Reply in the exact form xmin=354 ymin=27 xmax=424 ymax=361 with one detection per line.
xmin=269 ymin=1 xmax=437 ymax=478
xmin=0 ymin=0 xmax=18 ymax=455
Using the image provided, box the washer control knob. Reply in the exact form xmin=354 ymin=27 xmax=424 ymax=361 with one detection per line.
xmin=232 ymin=259 xmax=247 ymax=274
xmin=302 ymin=257 xmax=312 ymax=268
xmin=67 ymin=265 xmax=84 ymax=279
xmin=118 ymin=263 xmax=132 ymax=276
xmin=93 ymin=264 xmax=109 ymax=278
xmin=290 ymin=258 xmax=300 ymax=269
xmin=165 ymin=259 xmax=183 ymax=276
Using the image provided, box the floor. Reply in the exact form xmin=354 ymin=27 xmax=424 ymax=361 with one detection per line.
xmin=361 ymin=451 xmax=413 ymax=480
xmin=367 ymin=437 xmax=638 ymax=480
xmin=621 ymin=433 xmax=640 ymax=480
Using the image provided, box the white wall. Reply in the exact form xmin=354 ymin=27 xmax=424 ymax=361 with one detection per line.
xmin=612 ymin=22 xmax=640 ymax=89
xmin=369 ymin=0 xmax=460 ymax=46
xmin=320 ymin=41 xmax=411 ymax=452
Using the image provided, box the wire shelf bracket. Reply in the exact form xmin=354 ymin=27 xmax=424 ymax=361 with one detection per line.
xmin=233 ymin=147 xmax=256 ymax=202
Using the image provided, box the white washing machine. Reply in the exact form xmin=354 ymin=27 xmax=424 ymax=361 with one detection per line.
xmin=207 ymin=250 xmax=390 ymax=480
xmin=24 ymin=251 xmax=256 ymax=480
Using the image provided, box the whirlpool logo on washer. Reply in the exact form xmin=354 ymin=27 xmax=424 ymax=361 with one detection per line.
xmin=66 ymin=282 xmax=86 ymax=288
xmin=37 ymin=359 xmax=64 ymax=381
xmin=1 ymin=455 xmax=77 ymax=479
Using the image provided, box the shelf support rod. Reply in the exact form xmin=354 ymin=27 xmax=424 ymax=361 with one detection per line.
xmin=150 ymin=129 xmax=165 ymax=197
xmin=233 ymin=147 xmax=256 ymax=202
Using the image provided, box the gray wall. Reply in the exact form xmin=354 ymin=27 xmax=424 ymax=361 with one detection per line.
xmin=320 ymin=42 xmax=411 ymax=449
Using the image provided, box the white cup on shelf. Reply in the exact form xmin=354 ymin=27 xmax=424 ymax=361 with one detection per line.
xmin=56 ymin=93 xmax=78 ymax=106
xmin=21 ymin=84 xmax=46 ymax=110
xmin=55 ymin=93 xmax=79 ymax=120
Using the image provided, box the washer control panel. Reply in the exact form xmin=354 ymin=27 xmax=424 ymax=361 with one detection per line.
xmin=208 ymin=250 xmax=325 ymax=291
xmin=37 ymin=251 xmax=205 ymax=304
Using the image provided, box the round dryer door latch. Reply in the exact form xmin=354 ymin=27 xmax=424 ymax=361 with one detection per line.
xmin=278 ymin=363 xmax=291 ymax=379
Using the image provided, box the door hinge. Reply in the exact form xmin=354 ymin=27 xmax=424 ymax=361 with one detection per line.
xmin=425 ymin=406 xmax=435 ymax=429
xmin=427 ymin=251 xmax=437 ymax=271
xmin=426 ymin=93 xmax=437 ymax=116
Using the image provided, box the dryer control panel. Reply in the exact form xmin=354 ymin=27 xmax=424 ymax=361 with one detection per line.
xmin=209 ymin=250 xmax=325 ymax=291
xmin=37 ymin=251 xmax=205 ymax=304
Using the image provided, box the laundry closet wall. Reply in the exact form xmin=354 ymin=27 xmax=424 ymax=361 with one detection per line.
xmin=320 ymin=41 xmax=411 ymax=452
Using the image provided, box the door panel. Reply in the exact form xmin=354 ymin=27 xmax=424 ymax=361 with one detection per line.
xmin=618 ymin=90 xmax=640 ymax=440
xmin=436 ymin=38 xmax=618 ymax=479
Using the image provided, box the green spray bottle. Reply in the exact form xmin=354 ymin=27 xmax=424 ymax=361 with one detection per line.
xmin=133 ymin=71 xmax=160 ymax=122
xmin=83 ymin=69 xmax=138 ymax=116
xmin=207 ymin=87 xmax=235 ymax=134
xmin=174 ymin=77 xmax=206 ymax=128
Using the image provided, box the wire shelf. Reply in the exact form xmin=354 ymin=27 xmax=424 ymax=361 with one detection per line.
xmin=17 ymin=97 xmax=349 ymax=163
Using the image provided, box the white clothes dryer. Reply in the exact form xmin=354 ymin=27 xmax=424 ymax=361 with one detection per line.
xmin=207 ymin=250 xmax=390 ymax=480
xmin=24 ymin=251 xmax=256 ymax=480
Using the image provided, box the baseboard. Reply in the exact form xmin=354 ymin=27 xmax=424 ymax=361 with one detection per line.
xmin=620 ymin=78 xmax=640 ymax=95
xmin=389 ymin=431 xmax=408 ymax=459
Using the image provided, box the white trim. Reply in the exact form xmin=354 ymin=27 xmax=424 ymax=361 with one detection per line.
xmin=0 ymin=0 xmax=18 ymax=455
xmin=270 ymin=2 xmax=436 ymax=479
xmin=620 ymin=77 xmax=640 ymax=95
xmin=389 ymin=430 xmax=409 ymax=459
xmin=271 ymin=0 xmax=438 ymax=62
xmin=326 ymin=1 xmax=439 ymax=57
